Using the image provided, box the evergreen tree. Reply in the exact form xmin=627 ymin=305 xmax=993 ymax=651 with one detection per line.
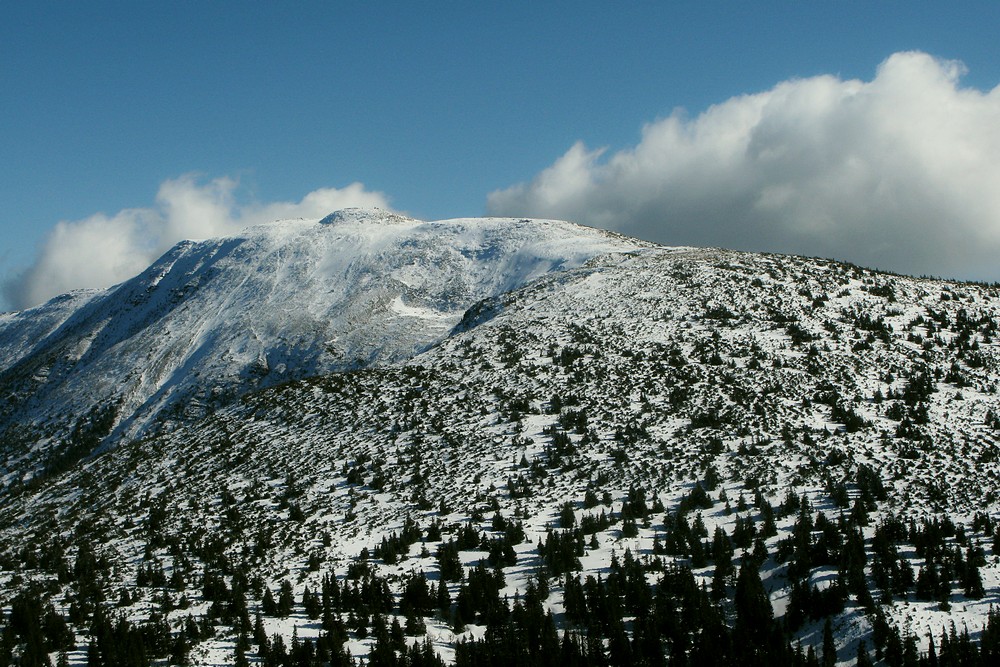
xmin=856 ymin=640 xmax=874 ymax=667
xmin=822 ymin=617 xmax=836 ymax=667
xmin=733 ymin=558 xmax=784 ymax=666
xmin=262 ymin=588 xmax=278 ymax=616
xmin=277 ymin=580 xmax=295 ymax=617
xmin=436 ymin=580 xmax=452 ymax=616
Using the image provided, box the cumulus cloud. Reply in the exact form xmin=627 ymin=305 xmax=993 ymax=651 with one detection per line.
xmin=4 ymin=176 xmax=391 ymax=309
xmin=489 ymin=51 xmax=1000 ymax=282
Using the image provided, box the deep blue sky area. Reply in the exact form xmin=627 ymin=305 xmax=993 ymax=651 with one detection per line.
xmin=3 ymin=2 xmax=1000 ymax=309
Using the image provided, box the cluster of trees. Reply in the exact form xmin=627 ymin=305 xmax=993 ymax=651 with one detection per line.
xmin=457 ymin=549 xmax=813 ymax=666
xmin=869 ymin=609 xmax=1000 ymax=666
xmin=0 ymin=587 xmax=74 ymax=667
xmin=7 ymin=460 xmax=1000 ymax=667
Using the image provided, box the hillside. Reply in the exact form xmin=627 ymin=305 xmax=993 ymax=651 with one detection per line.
xmin=0 ymin=209 xmax=644 ymax=487
xmin=2 ymin=216 xmax=1000 ymax=666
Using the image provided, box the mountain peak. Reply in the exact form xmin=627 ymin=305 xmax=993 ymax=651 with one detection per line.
xmin=318 ymin=206 xmax=413 ymax=226
xmin=3 ymin=221 xmax=1000 ymax=665
xmin=0 ymin=213 xmax=645 ymax=474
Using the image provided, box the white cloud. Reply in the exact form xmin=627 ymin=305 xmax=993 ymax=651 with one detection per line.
xmin=5 ymin=176 xmax=391 ymax=309
xmin=489 ymin=51 xmax=1000 ymax=282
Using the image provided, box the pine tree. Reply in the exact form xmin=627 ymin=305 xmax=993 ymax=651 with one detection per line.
xmin=253 ymin=613 xmax=269 ymax=650
xmin=856 ymin=640 xmax=874 ymax=667
xmin=436 ymin=580 xmax=451 ymax=615
xmin=733 ymin=557 xmax=780 ymax=665
xmin=277 ymin=580 xmax=295 ymax=617
xmin=233 ymin=642 xmax=250 ymax=667
xmin=822 ymin=617 xmax=836 ymax=667
xmin=262 ymin=588 xmax=277 ymax=616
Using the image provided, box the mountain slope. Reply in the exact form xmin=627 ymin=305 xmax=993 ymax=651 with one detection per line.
xmin=2 ymin=234 xmax=1000 ymax=665
xmin=0 ymin=209 xmax=645 ymax=485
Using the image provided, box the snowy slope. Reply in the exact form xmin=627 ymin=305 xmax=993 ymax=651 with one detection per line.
xmin=0 ymin=208 xmax=646 ymax=480
xmin=0 ymin=289 xmax=100 ymax=369
xmin=3 ymin=237 xmax=1000 ymax=665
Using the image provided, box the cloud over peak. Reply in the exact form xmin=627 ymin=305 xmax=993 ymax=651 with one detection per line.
xmin=489 ymin=51 xmax=1000 ymax=282
xmin=4 ymin=177 xmax=391 ymax=310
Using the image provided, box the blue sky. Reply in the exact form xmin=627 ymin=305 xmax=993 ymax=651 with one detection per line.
xmin=3 ymin=2 xmax=1000 ymax=309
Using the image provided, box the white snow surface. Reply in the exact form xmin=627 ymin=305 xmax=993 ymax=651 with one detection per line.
xmin=3 ymin=211 xmax=1000 ymax=665
xmin=0 ymin=208 xmax=645 ymax=460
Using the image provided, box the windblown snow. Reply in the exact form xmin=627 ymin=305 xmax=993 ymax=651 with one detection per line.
xmin=2 ymin=209 xmax=1000 ymax=667
xmin=0 ymin=209 xmax=645 ymax=474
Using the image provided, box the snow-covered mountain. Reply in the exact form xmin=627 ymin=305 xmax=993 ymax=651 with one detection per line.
xmin=2 ymin=211 xmax=1000 ymax=666
xmin=0 ymin=209 xmax=645 ymax=484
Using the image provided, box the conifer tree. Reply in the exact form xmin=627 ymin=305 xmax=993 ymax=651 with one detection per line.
xmin=856 ymin=640 xmax=874 ymax=667
xmin=262 ymin=588 xmax=277 ymax=616
xmin=733 ymin=557 xmax=783 ymax=665
xmin=822 ymin=617 xmax=836 ymax=667
xmin=277 ymin=580 xmax=295 ymax=617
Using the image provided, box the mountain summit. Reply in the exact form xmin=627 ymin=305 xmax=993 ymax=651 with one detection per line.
xmin=0 ymin=209 xmax=645 ymax=481
xmin=2 ymin=211 xmax=1000 ymax=665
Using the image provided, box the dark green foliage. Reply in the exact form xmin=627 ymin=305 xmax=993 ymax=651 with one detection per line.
xmin=5 ymin=587 xmax=75 ymax=666
xmin=486 ymin=528 xmax=520 ymax=569
xmin=436 ymin=540 xmax=463 ymax=582
xmin=261 ymin=587 xmax=277 ymax=616
xmin=677 ymin=482 xmax=713 ymax=515
xmin=277 ymin=580 xmax=295 ymax=617
xmin=902 ymin=367 xmax=937 ymax=405
xmin=822 ymin=618 xmax=836 ymax=667
xmin=733 ymin=557 xmax=788 ymax=664
xmin=455 ymin=561 xmax=505 ymax=625
xmin=374 ymin=516 xmax=423 ymax=565
xmin=711 ymin=526 xmax=735 ymax=601
xmin=84 ymin=606 xmax=172 ymax=667
xmin=786 ymin=322 xmax=816 ymax=345
xmin=620 ymin=516 xmax=639 ymax=538
xmin=558 ymin=502 xmax=576 ymax=528
xmin=539 ymin=529 xmax=583 ymax=577
xmin=399 ymin=571 xmax=433 ymax=618
xmin=830 ymin=400 xmax=870 ymax=432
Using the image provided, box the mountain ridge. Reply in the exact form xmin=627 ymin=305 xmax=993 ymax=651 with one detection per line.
xmin=0 ymin=210 xmax=646 ymax=484
xmin=2 ymin=213 xmax=1000 ymax=665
